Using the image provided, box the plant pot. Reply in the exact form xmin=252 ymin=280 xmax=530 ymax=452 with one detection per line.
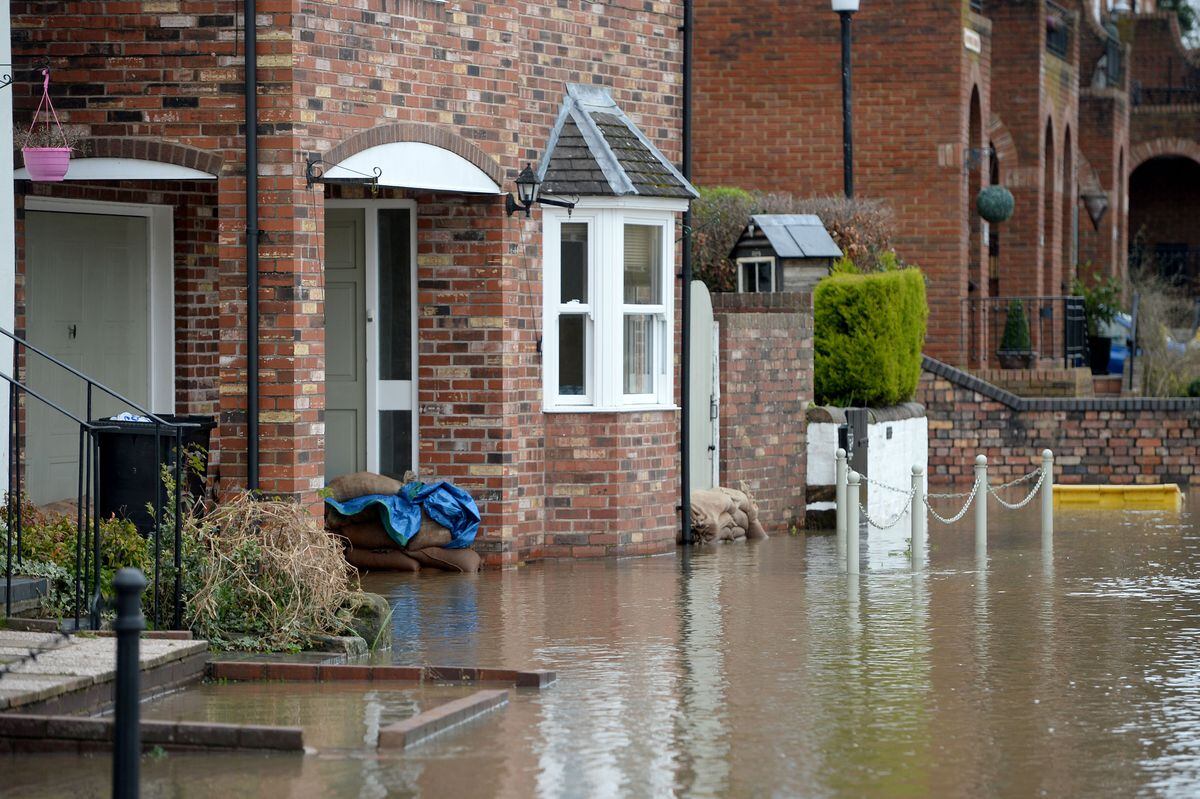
xmin=1088 ymin=335 xmax=1112 ymax=376
xmin=22 ymin=146 xmax=71 ymax=182
xmin=997 ymin=349 xmax=1036 ymax=370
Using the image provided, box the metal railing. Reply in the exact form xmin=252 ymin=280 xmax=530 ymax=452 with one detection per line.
xmin=1045 ymin=0 xmax=1072 ymax=60
xmin=1132 ymin=56 xmax=1200 ymax=106
xmin=1130 ymin=246 xmax=1200 ymax=289
xmin=961 ymin=295 xmax=1088 ymax=370
xmin=2 ymin=327 xmax=194 ymax=630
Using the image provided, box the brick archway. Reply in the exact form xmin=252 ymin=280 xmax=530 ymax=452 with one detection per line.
xmin=987 ymin=114 xmax=1019 ymax=175
xmin=1130 ymin=138 xmax=1200 ymax=171
xmin=325 ymin=122 xmax=506 ymax=187
xmin=17 ymin=137 xmax=225 ymax=175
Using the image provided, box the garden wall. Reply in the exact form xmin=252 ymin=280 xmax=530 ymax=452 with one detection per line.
xmin=920 ymin=357 xmax=1200 ymax=489
xmin=711 ymin=292 xmax=811 ymax=533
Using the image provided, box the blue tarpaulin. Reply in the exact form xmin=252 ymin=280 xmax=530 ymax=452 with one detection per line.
xmin=325 ymin=481 xmax=480 ymax=549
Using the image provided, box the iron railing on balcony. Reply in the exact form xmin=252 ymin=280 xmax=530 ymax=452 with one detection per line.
xmin=961 ymin=295 xmax=1088 ymax=370
xmin=1045 ymin=0 xmax=1072 ymax=60
xmin=1132 ymin=56 xmax=1200 ymax=106
xmin=2 ymin=327 xmax=194 ymax=631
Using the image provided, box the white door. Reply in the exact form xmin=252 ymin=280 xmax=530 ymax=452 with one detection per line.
xmin=324 ymin=202 xmax=417 ymax=483
xmin=324 ymin=208 xmax=368 ymax=480
xmin=25 ymin=211 xmax=151 ymax=504
xmin=688 ymin=280 xmax=717 ymax=490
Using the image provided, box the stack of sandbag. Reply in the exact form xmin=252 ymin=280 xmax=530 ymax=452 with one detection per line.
xmin=683 ymin=486 xmax=768 ymax=545
xmin=325 ymin=472 xmax=481 ymax=573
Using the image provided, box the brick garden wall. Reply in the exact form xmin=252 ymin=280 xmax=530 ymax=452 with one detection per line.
xmin=711 ymin=291 xmax=812 ymax=533
xmin=920 ymin=358 xmax=1200 ymax=489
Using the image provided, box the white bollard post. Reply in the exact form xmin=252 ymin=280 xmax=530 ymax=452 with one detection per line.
xmin=911 ymin=465 xmax=926 ymax=571
xmin=846 ymin=471 xmax=861 ymax=575
xmin=974 ymin=454 xmax=988 ymax=559
xmin=835 ymin=448 xmax=848 ymax=563
xmin=1041 ymin=449 xmax=1054 ymax=540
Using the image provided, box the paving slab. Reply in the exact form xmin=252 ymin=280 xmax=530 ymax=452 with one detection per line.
xmin=0 ymin=631 xmax=208 ymax=713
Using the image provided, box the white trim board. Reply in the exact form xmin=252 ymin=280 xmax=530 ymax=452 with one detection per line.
xmin=24 ymin=196 xmax=175 ymax=413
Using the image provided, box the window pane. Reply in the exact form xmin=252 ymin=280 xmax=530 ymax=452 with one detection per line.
xmin=741 ymin=262 xmax=757 ymax=293
xmin=624 ymin=224 xmax=662 ymax=304
xmin=378 ymin=208 xmax=412 ymax=381
xmin=380 ymin=410 xmax=413 ymax=480
xmin=559 ymin=314 xmax=586 ymax=396
xmin=624 ymin=314 xmax=655 ymax=395
xmin=758 ymin=261 xmax=774 ymax=293
xmin=561 ymin=223 xmax=588 ymax=304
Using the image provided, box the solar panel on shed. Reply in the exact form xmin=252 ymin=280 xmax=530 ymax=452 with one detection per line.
xmin=750 ymin=214 xmax=842 ymax=259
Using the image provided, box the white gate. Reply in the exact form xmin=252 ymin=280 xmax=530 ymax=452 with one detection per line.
xmin=689 ymin=280 xmax=719 ymax=489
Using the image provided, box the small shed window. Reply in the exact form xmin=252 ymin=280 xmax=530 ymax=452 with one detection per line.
xmin=737 ymin=257 xmax=779 ymax=293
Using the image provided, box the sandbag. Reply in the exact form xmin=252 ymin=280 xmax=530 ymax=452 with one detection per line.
xmin=344 ymin=547 xmax=420 ymax=572
xmin=337 ymin=522 xmax=396 ymax=551
xmin=325 ymin=505 xmax=377 ymax=530
xmin=407 ymin=547 xmax=482 ymax=573
xmin=406 ymin=515 xmax=453 ymax=550
xmin=326 ymin=471 xmax=403 ymax=503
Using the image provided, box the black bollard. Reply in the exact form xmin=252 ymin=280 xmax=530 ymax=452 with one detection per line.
xmin=113 ymin=568 xmax=147 ymax=799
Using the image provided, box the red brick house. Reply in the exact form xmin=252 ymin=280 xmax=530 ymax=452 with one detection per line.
xmin=8 ymin=1 xmax=696 ymax=566
xmin=693 ymin=0 xmax=1135 ymax=370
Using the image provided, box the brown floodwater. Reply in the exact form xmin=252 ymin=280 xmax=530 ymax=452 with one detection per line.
xmin=4 ymin=503 xmax=1200 ymax=798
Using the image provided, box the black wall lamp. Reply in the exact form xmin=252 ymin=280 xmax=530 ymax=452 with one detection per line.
xmin=505 ymin=163 xmax=576 ymax=217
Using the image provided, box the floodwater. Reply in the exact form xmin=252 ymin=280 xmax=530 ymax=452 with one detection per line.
xmin=5 ymin=503 xmax=1200 ymax=798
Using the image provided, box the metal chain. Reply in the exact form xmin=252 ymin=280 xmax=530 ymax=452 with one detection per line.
xmin=993 ymin=466 xmax=1042 ymax=492
xmin=862 ymin=475 xmax=912 ymax=495
xmin=858 ymin=490 xmax=916 ymax=530
xmin=924 ymin=476 xmax=981 ymax=525
xmin=989 ymin=467 xmax=1047 ymax=510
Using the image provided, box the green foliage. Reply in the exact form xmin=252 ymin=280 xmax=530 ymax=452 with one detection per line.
xmin=999 ymin=300 xmax=1033 ymax=352
xmin=1188 ymin=378 xmax=1200 ymax=398
xmin=1071 ymin=273 xmax=1123 ymax=336
xmin=814 ymin=268 xmax=928 ymax=407
xmin=1159 ymin=0 xmax=1197 ymax=37
xmin=831 ymin=255 xmax=860 ymax=275
xmin=689 ymin=187 xmax=899 ymax=292
xmin=976 ymin=185 xmax=1015 ymax=223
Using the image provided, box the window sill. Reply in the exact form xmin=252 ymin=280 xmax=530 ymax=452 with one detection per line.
xmin=543 ymin=403 xmax=680 ymax=415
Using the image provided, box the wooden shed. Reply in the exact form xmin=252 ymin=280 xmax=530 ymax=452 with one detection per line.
xmin=729 ymin=214 xmax=842 ymax=293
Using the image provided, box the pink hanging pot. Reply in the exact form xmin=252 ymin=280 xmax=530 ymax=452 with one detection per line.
xmin=21 ymin=69 xmax=72 ymax=182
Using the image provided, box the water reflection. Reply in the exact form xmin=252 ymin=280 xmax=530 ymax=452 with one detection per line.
xmin=7 ymin=507 xmax=1200 ymax=798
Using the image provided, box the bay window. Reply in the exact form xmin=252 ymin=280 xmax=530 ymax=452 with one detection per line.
xmin=543 ymin=200 xmax=680 ymax=411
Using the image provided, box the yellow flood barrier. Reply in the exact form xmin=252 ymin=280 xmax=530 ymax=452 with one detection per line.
xmin=1053 ymin=484 xmax=1183 ymax=511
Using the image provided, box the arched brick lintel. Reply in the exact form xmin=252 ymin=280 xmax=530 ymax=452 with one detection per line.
xmin=987 ymin=114 xmax=1019 ymax=175
xmin=324 ymin=123 xmax=507 ymax=188
xmin=18 ymin=137 xmax=226 ymax=175
xmin=1129 ymin=138 xmax=1200 ymax=172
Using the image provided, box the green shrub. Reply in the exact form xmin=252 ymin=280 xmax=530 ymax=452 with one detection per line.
xmin=1188 ymin=379 xmax=1200 ymax=398
xmin=814 ymin=268 xmax=928 ymax=407
xmin=999 ymin=299 xmax=1032 ymax=351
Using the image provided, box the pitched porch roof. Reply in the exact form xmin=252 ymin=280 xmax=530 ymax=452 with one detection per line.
xmin=537 ymin=84 xmax=698 ymax=200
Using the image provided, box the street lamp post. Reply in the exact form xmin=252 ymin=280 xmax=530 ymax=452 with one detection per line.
xmin=833 ymin=0 xmax=860 ymax=198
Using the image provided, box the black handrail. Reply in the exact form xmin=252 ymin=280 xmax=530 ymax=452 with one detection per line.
xmin=0 ymin=326 xmax=196 ymax=430
xmin=2 ymin=327 xmax=190 ymax=630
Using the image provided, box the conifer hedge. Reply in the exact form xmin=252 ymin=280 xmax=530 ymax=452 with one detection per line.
xmin=814 ymin=268 xmax=928 ymax=407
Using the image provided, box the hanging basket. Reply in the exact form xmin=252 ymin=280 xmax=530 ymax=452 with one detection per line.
xmin=21 ymin=69 xmax=71 ymax=183
xmin=977 ymin=185 xmax=1015 ymax=224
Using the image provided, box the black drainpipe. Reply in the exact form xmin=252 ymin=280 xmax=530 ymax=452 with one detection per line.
xmin=680 ymin=0 xmax=694 ymax=545
xmin=244 ymin=0 xmax=260 ymax=490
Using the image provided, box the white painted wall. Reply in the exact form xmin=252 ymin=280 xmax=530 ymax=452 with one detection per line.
xmin=808 ymin=414 xmax=928 ymax=570
xmin=0 ymin=6 xmax=14 ymax=493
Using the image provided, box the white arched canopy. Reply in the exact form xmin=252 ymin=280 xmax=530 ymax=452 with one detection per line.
xmin=14 ymin=157 xmax=216 ymax=181
xmin=325 ymin=142 xmax=501 ymax=194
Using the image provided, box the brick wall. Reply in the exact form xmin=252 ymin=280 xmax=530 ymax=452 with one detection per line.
xmin=694 ymin=0 xmax=991 ymax=364
xmin=711 ymin=291 xmax=812 ymax=533
xmin=14 ymin=0 xmax=689 ymax=563
xmin=920 ymin=358 xmax=1200 ymax=489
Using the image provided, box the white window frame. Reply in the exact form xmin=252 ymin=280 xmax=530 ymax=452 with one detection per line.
xmin=736 ymin=256 xmax=780 ymax=294
xmin=542 ymin=197 xmax=687 ymax=412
